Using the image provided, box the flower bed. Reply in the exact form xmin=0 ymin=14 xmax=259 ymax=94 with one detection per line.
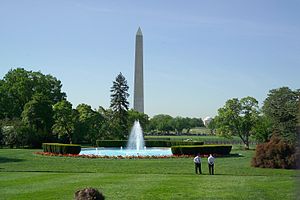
xmin=35 ymin=151 xmax=193 ymax=159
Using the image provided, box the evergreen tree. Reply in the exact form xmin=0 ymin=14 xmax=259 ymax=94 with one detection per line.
xmin=262 ymin=87 xmax=300 ymax=143
xmin=110 ymin=73 xmax=130 ymax=139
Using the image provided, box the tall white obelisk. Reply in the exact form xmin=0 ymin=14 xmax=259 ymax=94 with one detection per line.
xmin=133 ymin=27 xmax=144 ymax=113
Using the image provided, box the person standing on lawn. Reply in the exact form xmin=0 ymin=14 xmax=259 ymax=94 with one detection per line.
xmin=193 ymin=153 xmax=202 ymax=174
xmin=208 ymin=154 xmax=215 ymax=175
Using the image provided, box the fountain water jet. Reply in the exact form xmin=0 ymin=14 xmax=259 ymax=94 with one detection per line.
xmin=126 ymin=120 xmax=145 ymax=150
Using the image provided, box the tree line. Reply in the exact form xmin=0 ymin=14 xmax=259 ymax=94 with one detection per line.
xmin=208 ymin=87 xmax=299 ymax=149
xmin=0 ymin=68 xmax=204 ymax=148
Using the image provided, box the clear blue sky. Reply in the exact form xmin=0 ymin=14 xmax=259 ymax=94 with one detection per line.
xmin=0 ymin=0 xmax=299 ymax=118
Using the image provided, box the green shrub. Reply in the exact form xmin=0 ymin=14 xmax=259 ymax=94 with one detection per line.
xmin=42 ymin=143 xmax=81 ymax=155
xmin=96 ymin=140 xmax=127 ymax=147
xmin=170 ymin=141 xmax=204 ymax=146
xmin=171 ymin=145 xmax=232 ymax=155
xmin=144 ymin=140 xmax=168 ymax=147
xmin=251 ymin=136 xmax=299 ymax=169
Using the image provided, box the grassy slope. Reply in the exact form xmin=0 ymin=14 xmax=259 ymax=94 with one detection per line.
xmin=0 ymin=148 xmax=298 ymax=200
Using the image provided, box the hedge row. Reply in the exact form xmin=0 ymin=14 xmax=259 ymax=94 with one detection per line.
xmin=96 ymin=140 xmax=204 ymax=147
xmin=146 ymin=140 xmax=204 ymax=147
xmin=171 ymin=145 xmax=232 ymax=155
xmin=144 ymin=137 xmax=171 ymax=141
xmin=96 ymin=140 xmax=127 ymax=147
xmin=42 ymin=143 xmax=81 ymax=155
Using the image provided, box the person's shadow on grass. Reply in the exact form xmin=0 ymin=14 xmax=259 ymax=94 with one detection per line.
xmin=0 ymin=156 xmax=24 ymax=164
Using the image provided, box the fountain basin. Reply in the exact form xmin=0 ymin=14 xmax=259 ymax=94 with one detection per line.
xmin=80 ymin=147 xmax=172 ymax=157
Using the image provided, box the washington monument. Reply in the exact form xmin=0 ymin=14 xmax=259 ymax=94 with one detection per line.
xmin=133 ymin=27 xmax=144 ymax=113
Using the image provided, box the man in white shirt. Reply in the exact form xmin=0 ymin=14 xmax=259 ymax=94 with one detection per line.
xmin=193 ymin=154 xmax=202 ymax=174
xmin=208 ymin=154 xmax=215 ymax=175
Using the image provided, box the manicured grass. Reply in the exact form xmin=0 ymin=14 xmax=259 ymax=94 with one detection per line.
xmin=189 ymin=127 xmax=212 ymax=134
xmin=0 ymin=148 xmax=298 ymax=200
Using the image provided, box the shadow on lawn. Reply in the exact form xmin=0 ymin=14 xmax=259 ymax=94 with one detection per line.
xmin=0 ymin=156 xmax=24 ymax=163
xmin=1 ymin=170 xmax=96 ymax=173
xmin=216 ymin=153 xmax=244 ymax=158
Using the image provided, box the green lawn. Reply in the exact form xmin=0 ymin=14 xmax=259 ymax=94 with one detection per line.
xmin=0 ymin=148 xmax=298 ymax=200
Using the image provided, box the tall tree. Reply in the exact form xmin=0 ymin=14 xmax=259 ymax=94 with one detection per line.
xmin=1 ymin=68 xmax=33 ymax=118
xmin=97 ymin=107 xmax=114 ymax=139
xmin=31 ymin=72 xmax=66 ymax=104
xmin=172 ymin=117 xmax=186 ymax=135
xmin=298 ymin=100 xmax=300 ymax=130
xmin=0 ymin=68 xmax=66 ymax=119
xmin=76 ymin=104 xmax=105 ymax=144
xmin=21 ymin=93 xmax=53 ymax=133
xmin=0 ymin=79 xmax=9 ymax=119
xmin=262 ymin=87 xmax=300 ymax=143
xmin=185 ymin=117 xmax=204 ymax=133
xmin=52 ymin=100 xmax=78 ymax=144
xmin=21 ymin=93 xmax=54 ymax=142
xmin=110 ymin=73 xmax=130 ymax=139
xmin=149 ymin=114 xmax=174 ymax=134
xmin=252 ymin=115 xmax=273 ymax=143
xmin=214 ymin=97 xmax=259 ymax=149
xmin=207 ymin=118 xmax=217 ymax=135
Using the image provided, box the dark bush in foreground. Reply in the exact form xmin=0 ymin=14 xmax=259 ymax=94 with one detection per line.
xmin=251 ymin=136 xmax=299 ymax=169
xmin=96 ymin=140 xmax=204 ymax=147
xmin=42 ymin=143 xmax=81 ymax=155
xmin=171 ymin=145 xmax=232 ymax=155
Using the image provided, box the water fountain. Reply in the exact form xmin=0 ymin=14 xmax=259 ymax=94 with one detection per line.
xmin=126 ymin=120 xmax=145 ymax=150
xmin=80 ymin=120 xmax=172 ymax=157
